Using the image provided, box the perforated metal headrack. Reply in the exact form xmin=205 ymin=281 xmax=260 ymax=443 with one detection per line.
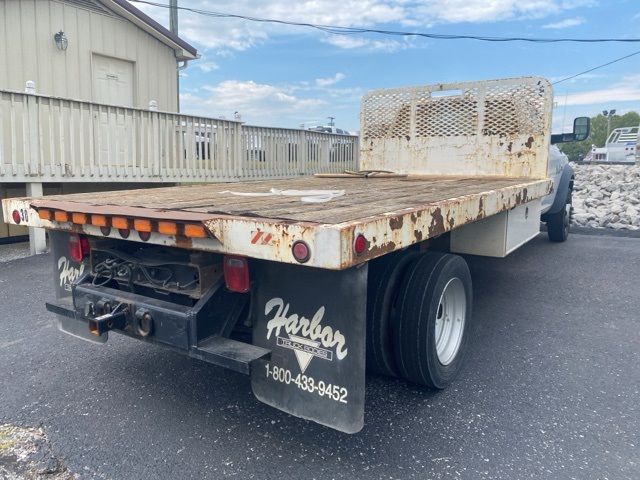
xmin=360 ymin=77 xmax=553 ymax=178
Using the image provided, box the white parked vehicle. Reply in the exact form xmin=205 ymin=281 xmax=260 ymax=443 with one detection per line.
xmin=584 ymin=126 xmax=639 ymax=164
xmin=308 ymin=125 xmax=353 ymax=135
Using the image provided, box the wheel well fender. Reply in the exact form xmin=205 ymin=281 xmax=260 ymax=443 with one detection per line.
xmin=541 ymin=164 xmax=574 ymax=220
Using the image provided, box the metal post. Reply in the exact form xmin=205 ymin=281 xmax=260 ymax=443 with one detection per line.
xmin=170 ymin=0 xmax=180 ymax=112
xmin=25 ymin=81 xmax=41 ymax=177
xmin=23 ymin=81 xmax=46 ymax=254
xmin=26 ymin=182 xmax=46 ymax=254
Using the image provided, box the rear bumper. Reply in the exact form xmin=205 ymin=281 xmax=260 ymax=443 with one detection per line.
xmin=46 ymin=284 xmax=270 ymax=375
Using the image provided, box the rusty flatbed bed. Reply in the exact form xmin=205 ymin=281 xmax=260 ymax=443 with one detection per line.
xmin=4 ymin=175 xmax=551 ymax=269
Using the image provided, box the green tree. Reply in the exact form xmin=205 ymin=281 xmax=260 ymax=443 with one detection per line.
xmin=558 ymin=111 xmax=640 ymax=161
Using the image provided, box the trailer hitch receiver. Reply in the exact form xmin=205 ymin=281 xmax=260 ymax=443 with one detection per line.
xmin=88 ymin=302 xmax=128 ymax=336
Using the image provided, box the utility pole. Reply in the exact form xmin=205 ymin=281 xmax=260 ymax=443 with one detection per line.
xmin=170 ymin=0 xmax=180 ymax=112
xmin=603 ymin=109 xmax=616 ymax=143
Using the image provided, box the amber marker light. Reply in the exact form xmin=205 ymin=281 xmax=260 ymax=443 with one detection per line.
xmin=72 ymin=212 xmax=88 ymax=224
xmin=91 ymin=215 xmax=108 ymax=227
xmin=54 ymin=210 xmax=69 ymax=222
xmin=133 ymin=218 xmax=152 ymax=232
xmin=184 ymin=224 xmax=207 ymax=238
xmin=158 ymin=221 xmax=178 ymax=236
xmin=38 ymin=209 xmax=52 ymax=221
xmin=111 ymin=217 xmax=129 ymax=229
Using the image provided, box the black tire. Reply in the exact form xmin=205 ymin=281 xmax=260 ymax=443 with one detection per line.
xmin=366 ymin=250 xmax=419 ymax=377
xmin=393 ymin=252 xmax=473 ymax=389
xmin=547 ymin=192 xmax=571 ymax=242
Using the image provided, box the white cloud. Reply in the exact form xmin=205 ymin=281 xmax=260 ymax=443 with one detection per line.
xmin=411 ymin=0 xmax=594 ymax=24
xmin=322 ymin=35 xmax=414 ymax=52
xmin=195 ymin=61 xmax=219 ymax=72
xmin=180 ymin=80 xmax=326 ymax=125
xmin=130 ymin=0 xmax=595 ymax=52
xmin=542 ymin=16 xmax=585 ymax=29
xmin=562 ymin=75 xmax=640 ymax=106
xmin=315 ymin=73 xmax=346 ymax=87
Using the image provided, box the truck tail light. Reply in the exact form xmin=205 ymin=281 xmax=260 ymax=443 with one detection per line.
xmin=292 ymin=241 xmax=310 ymax=263
xmin=69 ymin=233 xmax=90 ymax=263
xmin=223 ymin=255 xmax=250 ymax=293
xmin=353 ymin=234 xmax=367 ymax=255
xmin=12 ymin=210 xmax=21 ymax=224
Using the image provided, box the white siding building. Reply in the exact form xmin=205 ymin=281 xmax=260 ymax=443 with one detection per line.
xmin=0 ymin=0 xmax=198 ymax=243
xmin=0 ymin=0 xmax=196 ymax=110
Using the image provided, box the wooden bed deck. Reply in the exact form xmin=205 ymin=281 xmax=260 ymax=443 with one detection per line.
xmin=29 ymin=176 xmax=547 ymax=226
xmin=5 ymin=175 xmax=552 ymax=269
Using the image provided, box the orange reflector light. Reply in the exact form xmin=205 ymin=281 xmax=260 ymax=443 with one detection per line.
xmin=133 ymin=218 xmax=152 ymax=232
xmin=184 ymin=223 xmax=207 ymax=238
xmin=38 ymin=209 xmax=52 ymax=221
xmin=158 ymin=221 xmax=178 ymax=235
xmin=54 ymin=210 xmax=69 ymax=222
xmin=72 ymin=212 xmax=88 ymax=224
xmin=91 ymin=215 xmax=108 ymax=227
xmin=111 ymin=217 xmax=129 ymax=229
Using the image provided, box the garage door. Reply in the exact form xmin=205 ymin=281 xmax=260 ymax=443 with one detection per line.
xmin=92 ymin=54 xmax=134 ymax=107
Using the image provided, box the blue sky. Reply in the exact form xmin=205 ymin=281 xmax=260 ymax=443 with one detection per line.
xmin=132 ymin=0 xmax=640 ymax=133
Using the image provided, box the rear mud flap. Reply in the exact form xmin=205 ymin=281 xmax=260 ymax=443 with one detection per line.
xmin=251 ymin=261 xmax=367 ymax=433
xmin=49 ymin=230 xmax=107 ymax=344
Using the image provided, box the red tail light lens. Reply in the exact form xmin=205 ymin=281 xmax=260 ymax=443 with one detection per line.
xmin=69 ymin=234 xmax=90 ymax=263
xmin=12 ymin=210 xmax=21 ymax=224
xmin=354 ymin=234 xmax=367 ymax=255
xmin=223 ymin=255 xmax=250 ymax=293
xmin=292 ymin=241 xmax=310 ymax=263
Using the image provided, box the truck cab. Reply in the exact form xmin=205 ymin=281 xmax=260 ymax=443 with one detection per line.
xmin=542 ymin=116 xmax=590 ymax=241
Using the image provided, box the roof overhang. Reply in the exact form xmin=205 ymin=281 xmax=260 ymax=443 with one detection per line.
xmin=100 ymin=0 xmax=198 ymax=60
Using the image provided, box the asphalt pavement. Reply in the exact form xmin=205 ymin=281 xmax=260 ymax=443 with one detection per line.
xmin=0 ymin=233 xmax=638 ymax=479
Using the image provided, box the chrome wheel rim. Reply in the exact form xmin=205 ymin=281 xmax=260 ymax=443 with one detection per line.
xmin=434 ymin=277 xmax=466 ymax=365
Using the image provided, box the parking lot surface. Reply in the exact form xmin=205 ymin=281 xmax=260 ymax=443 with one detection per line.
xmin=0 ymin=233 xmax=638 ymax=479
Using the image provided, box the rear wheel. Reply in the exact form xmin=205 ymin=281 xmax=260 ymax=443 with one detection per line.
xmin=366 ymin=251 xmax=419 ymax=376
xmin=392 ymin=252 xmax=473 ymax=388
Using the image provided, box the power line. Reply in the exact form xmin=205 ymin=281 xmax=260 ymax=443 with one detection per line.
xmin=552 ymin=49 xmax=640 ymax=85
xmin=130 ymin=0 xmax=640 ymax=44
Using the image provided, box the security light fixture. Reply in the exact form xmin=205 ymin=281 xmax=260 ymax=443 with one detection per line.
xmin=54 ymin=31 xmax=68 ymax=51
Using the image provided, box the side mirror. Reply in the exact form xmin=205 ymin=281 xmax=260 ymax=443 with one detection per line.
xmin=550 ymin=116 xmax=591 ymax=144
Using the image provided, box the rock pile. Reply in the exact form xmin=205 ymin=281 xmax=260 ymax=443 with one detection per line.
xmin=571 ymin=163 xmax=640 ymax=230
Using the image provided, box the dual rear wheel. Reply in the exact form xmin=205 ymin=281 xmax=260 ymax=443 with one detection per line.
xmin=366 ymin=250 xmax=473 ymax=388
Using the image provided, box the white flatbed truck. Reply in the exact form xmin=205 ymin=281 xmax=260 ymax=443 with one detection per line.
xmin=2 ymin=77 xmax=589 ymax=433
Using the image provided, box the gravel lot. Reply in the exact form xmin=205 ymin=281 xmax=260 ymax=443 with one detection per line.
xmin=572 ymin=163 xmax=640 ymax=230
xmin=0 ymin=233 xmax=638 ymax=479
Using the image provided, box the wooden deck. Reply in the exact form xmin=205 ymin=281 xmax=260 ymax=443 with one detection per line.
xmin=31 ymin=176 xmax=546 ymax=226
xmin=3 ymin=175 xmax=551 ymax=269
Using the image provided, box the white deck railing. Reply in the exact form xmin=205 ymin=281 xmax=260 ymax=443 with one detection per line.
xmin=0 ymin=87 xmax=358 ymax=183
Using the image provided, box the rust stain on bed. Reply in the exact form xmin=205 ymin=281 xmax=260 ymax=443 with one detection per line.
xmin=428 ymin=208 xmax=446 ymax=237
xmin=389 ymin=216 xmax=404 ymax=230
